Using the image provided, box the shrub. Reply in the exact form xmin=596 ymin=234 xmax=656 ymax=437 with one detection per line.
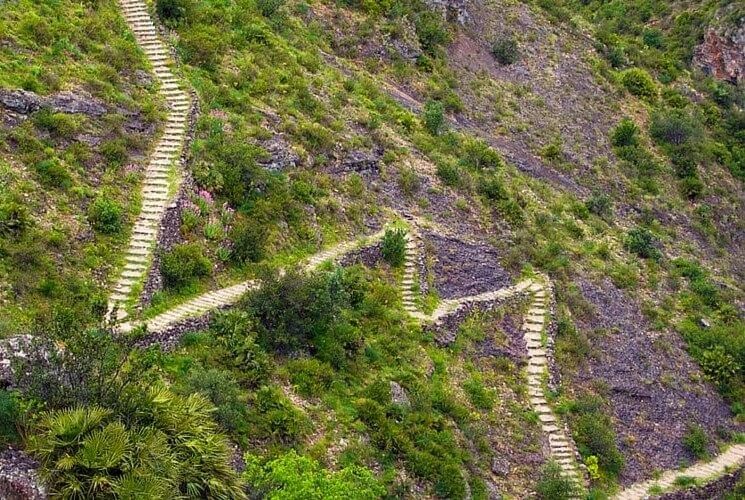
xmin=679 ymin=175 xmax=704 ymax=199
xmin=287 ymin=358 xmax=333 ymax=398
xmin=682 ymin=423 xmax=709 ymax=460
xmin=536 ymin=461 xmax=578 ymax=499
xmin=620 ymin=68 xmax=657 ymax=99
xmin=179 ymin=25 xmax=225 ymax=69
xmin=650 ymin=110 xmax=699 ymax=147
xmin=100 ymin=139 xmax=128 ymax=168
xmin=436 ymin=161 xmax=461 ymax=187
xmin=382 ymin=228 xmax=407 ymax=268
xmin=26 ymin=388 xmax=246 ymax=499
xmin=177 ymin=368 xmax=250 ymax=442
xmin=478 ymin=174 xmax=508 ymax=202
xmin=461 ymin=138 xmax=503 ymax=170
xmin=575 ymin=411 xmax=624 ymax=478
xmin=33 ymin=109 xmax=81 ymax=138
xmin=243 ymin=450 xmax=384 ymax=499
xmin=423 ymin=100 xmax=445 ymax=136
xmin=210 ymin=311 xmax=271 ymax=387
xmin=160 ymin=243 xmax=211 ymax=288
xmin=249 ymin=386 xmax=310 ymax=444
xmin=156 ymin=0 xmax=193 ymax=25
xmin=700 ymin=346 xmax=738 ymax=388
xmin=415 ymin=11 xmax=450 ymax=55
xmin=88 ymin=196 xmax=124 ymax=234
xmin=491 ymin=37 xmax=519 ymax=65
xmin=398 ymin=167 xmax=421 ymax=196
xmin=0 ymin=390 xmax=20 ymax=444
xmin=0 ymin=201 xmax=31 ymax=235
xmin=611 ymin=119 xmax=639 ymax=147
xmin=624 ymin=227 xmax=661 ymax=260
xmin=585 ymin=193 xmax=612 ymax=219
xmin=256 ymin=0 xmax=285 ymax=17
xmin=34 ymin=158 xmax=70 ymax=188
xmin=230 ymin=219 xmax=267 ymax=264
xmin=463 ymin=377 xmax=495 ymax=410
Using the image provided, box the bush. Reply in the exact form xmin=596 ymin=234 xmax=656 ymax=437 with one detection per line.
xmin=100 ymin=139 xmax=128 ymax=168
xmin=624 ymin=227 xmax=661 ymax=260
xmin=249 ymin=386 xmax=310 ymax=444
xmin=650 ymin=109 xmax=699 ymax=146
xmin=682 ymin=423 xmax=709 ymax=460
xmin=179 ymin=25 xmax=225 ymax=69
xmin=382 ymin=228 xmax=407 ymax=267
xmin=0 ymin=390 xmax=20 ymax=444
xmin=463 ymin=377 xmax=495 ymax=410
xmin=230 ymin=218 xmax=267 ymax=264
xmin=620 ymin=68 xmax=657 ymax=99
xmin=160 ymin=243 xmax=211 ymax=288
xmin=436 ymin=161 xmax=461 ymax=187
xmin=611 ymin=119 xmax=639 ymax=147
xmin=0 ymin=201 xmax=31 ymax=235
xmin=415 ymin=11 xmax=450 ymax=55
xmin=423 ymin=100 xmax=445 ymax=136
xmin=210 ymin=311 xmax=272 ymax=387
xmin=700 ymin=346 xmax=738 ymax=388
xmin=88 ymin=196 xmax=124 ymax=234
xmin=585 ymin=193 xmax=612 ymax=219
xmin=287 ymin=358 xmax=333 ymax=398
xmin=256 ymin=0 xmax=285 ymax=17
xmin=243 ymin=450 xmax=384 ymax=499
xmin=536 ymin=461 xmax=579 ymax=499
xmin=26 ymin=388 xmax=246 ymax=499
xmin=34 ymin=158 xmax=70 ymax=188
xmin=177 ymin=368 xmax=250 ymax=442
xmin=491 ymin=37 xmax=519 ymax=65
xmin=156 ymin=0 xmax=193 ymax=25
xmin=478 ymin=174 xmax=508 ymax=202
xmin=33 ymin=109 xmax=81 ymax=138
xmin=461 ymin=138 xmax=503 ymax=170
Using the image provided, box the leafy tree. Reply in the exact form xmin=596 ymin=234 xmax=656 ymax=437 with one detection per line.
xmin=244 ymin=450 xmax=384 ymax=499
xmin=156 ymin=0 xmax=193 ymax=26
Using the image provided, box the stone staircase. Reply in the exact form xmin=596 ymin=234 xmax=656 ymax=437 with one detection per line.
xmin=614 ymin=443 xmax=745 ymax=499
xmin=401 ymin=231 xmax=428 ymax=320
xmin=117 ymin=230 xmax=387 ymax=334
xmin=108 ymin=0 xmax=190 ymax=322
xmin=522 ymin=280 xmax=585 ymax=494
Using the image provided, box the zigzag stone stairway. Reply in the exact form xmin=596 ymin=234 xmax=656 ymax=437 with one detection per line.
xmin=118 ymin=230 xmax=387 ymax=334
xmin=108 ymin=0 xmax=190 ymax=322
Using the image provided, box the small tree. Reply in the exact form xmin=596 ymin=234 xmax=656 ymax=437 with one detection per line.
xmin=382 ymin=228 xmax=407 ymax=267
xmin=156 ymin=0 xmax=193 ymax=26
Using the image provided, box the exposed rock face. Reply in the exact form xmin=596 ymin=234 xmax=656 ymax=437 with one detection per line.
xmin=257 ymin=135 xmax=300 ymax=172
xmin=694 ymin=12 xmax=745 ymax=84
xmin=426 ymin=0 xmax=470 ymax=25
xmin=0 ymin=89 xmax=107 ymax=116
xmin=0 ymin=448 xmax=45 ymax=500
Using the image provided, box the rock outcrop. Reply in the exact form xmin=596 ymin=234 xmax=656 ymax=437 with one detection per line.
xmin=0 ymin=89 xmax=107 ymax=116
xmin=694 ymin=10 xmax=745 ymax=84
xmin=425 ymin=0 xmax=470 ymax=25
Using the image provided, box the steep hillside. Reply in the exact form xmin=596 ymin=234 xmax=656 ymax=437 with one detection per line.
xmin=0 ymin=0 xmax=743 ymax=499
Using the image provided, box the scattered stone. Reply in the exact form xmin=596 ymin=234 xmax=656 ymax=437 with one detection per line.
xmin=0 ymin=448 xmax=45 ymax=500
xmin=257 ymin=135 xmax=300 ymax=172
xmin=491 ymin=457 xmax=510 ymax=476
xmin=389 ymin=381 xmax=411 ymax=408
xmin=699 ymin=318 xmax=711 ymax=328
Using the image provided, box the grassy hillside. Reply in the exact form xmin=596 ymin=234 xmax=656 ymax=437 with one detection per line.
xmin=0 ymin=0 xmax=163 ymax=333
xmin=0 ymin=0 xmax=743 ymax=498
